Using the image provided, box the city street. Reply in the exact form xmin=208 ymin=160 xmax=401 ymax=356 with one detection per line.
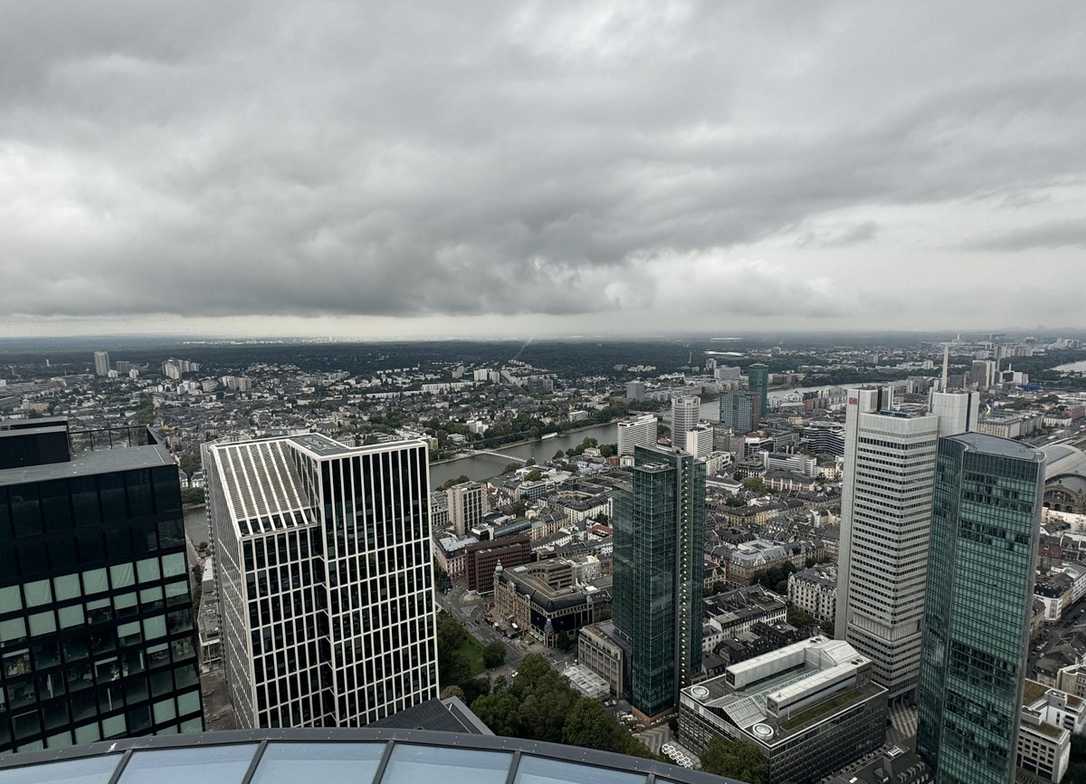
xmin=435 ymin=583 xmax=578 ymax=677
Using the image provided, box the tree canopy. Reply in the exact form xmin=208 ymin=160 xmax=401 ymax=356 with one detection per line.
xmin=471 ymin=654 xmax=652 ymax=758
xmin=700 ymin=737 xmax=766 ymax=784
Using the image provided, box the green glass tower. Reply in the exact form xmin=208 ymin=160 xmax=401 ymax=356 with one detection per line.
xmin=613 ymin=446 xmax=705 ymax=717
xmin=916 ymin=433 xmax=1044 ymax=784
xmin=746 ymin=364 xmax=769 ymax=423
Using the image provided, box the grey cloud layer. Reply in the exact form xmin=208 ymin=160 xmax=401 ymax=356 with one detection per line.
xmin=2 ymin=0 xmax=1085 ymax=325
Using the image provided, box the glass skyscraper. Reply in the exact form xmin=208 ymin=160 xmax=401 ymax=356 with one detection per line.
xmin=916 ymin=432 xmax=1044 ymax=784
xmin=0 ymin=419 xmax=202 ymax=754
xmin=746 ymin=364 xmax=769 ymax=423
xmin=719 ymin=389 xmax=754 ymax=434
xmin=613 ymin=445 xmax=705 ymax=718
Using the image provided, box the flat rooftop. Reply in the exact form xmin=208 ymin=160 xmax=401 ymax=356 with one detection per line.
xmin=683 ymin=637 xmax=884 ymax=744
xmin=948 ymin=431 xmax=1044 ymax=461
xmin=0 ymin=442 xmax=173 ymax=487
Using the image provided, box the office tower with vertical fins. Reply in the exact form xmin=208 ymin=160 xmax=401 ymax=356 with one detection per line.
xmin=203 ymin=433 xmax=438 ymax=729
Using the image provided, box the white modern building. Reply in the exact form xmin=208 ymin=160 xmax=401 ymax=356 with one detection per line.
xmin=447 ymin=481 xmax=489 ymax=536
xmin=617 ymin=414 xmax=658 ymax=456
xmin=684 ymin=424 xmax=714 ymax=459
xmin=763 ymin=452 xmax=818 ymax=477
xmin=671 ymin=395 xmax=701 ymax=447
xmin=203 ymin=433 xmax=439 ymax=729
xmin=94 ymin=350 xmax=111 ymax=376
xmin=835 ymin=388 xmax=977 ymax=699
xmin=1017 ymin=680 xmax=1085 ymax=783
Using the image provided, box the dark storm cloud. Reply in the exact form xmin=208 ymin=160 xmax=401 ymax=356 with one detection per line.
xmin=1 ymin=0 xmax=1085 ymax=326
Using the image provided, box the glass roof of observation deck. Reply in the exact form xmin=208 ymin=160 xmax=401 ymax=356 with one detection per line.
xmin=0 ymin=728 xmax=738 ymax=784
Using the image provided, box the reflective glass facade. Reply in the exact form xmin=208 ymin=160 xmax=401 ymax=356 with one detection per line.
xmin=0 ymin=426 xmax=202 ymax=754
xmin=916 ymin=434 xmax=1044 ymax=784
xmin=746 ymin=364 xmax=768 ymax=423
xmin=0 ymin=728 xmax=728 ymax=784
xmin=613 ymin=446 xmax=704 ymax=717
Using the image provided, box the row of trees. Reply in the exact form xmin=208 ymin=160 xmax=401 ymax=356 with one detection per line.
xmin=437 ymin=612 xmax=506 ymax=705
xmin=471 ymin=654 xmax=653 ymax=759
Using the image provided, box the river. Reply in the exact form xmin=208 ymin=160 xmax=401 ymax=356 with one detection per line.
xmin=430 ymin=381 xmax=896 ymax=486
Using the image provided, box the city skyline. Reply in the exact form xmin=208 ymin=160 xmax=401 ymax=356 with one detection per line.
xmin=3 ymin=2 xmax=1086 ymax=338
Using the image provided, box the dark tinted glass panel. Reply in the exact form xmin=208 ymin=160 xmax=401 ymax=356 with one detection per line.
xmin=39 ymin=481 xmax=72 ymax=531
xmin=98 ymin=475 xmax=126 ymax=521
xmin=71 ymin=477 xmax=101 ymax=527
xmin=76 ymin=529 xmax=105 ymax=563
xmin=157 ymin=517 xmax=184 ymax=549
xmin=10 ymin=489 xmax=41 ymax=537
xmin=126 ymin=471 xmax=153 ymax=517
xmin=152 ymin=468 xmax=181 ymax=513
xmin=0 ymin=487 xmax=10 ymax=537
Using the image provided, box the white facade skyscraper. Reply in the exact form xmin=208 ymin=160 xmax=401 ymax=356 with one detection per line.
xmin=671 ymin=395 xmax=701 ymax=448
xmin=203 ymin=433 xmax=439 ymax=729
xmin=94 ymin=350 xmax=111 ymax=376
xmin=684 ymin=424 xmax=713 ymax=459
xmin=617 ymin=414 xmax=658 ymax=456
xmin=835 ymin=387 xmax=975 ymax=699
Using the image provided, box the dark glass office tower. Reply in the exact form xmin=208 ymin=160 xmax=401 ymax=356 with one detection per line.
xmin=719 ymin=389 xmax=754 ymax=435
xmin=613 ymin=446 xmax=705 ymax=718
xmin=746 ymin=364 xmax=769 ymax=423
xmin=916 ymin=433 xmax=1044 ymax=784
xmin=0 ymin=420 xmax=202 ymax=754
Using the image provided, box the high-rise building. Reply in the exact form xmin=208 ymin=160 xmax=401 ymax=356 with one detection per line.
xmin=719 ymin=389 xmax=754 ymax=435
xmin=835 ymin=387 xmax=976 ymax=699
xmin=202 ymin=433 xmax=438 ymax=728
xmin=0 ymin=419 xmax=202 ymax=753
xmin=970 ymin=359 xmax=998 ymax=391
xmin=625 ymin=381 xmax=646 ymax=402
xmin=670 ymin=396 xmax=701 ymax=448
xmin=446 ymin=481 xmax=488 ymax=537
xmin=93 ymin=351 xmax=111 ymax=377
xmin=916 ymin=433 xmax=1044 ymax=784
xmin=613 ymin=446 xmax=705 ymax=718
xmin=684 ymin=425 xmax=713 ymax=459
xmin=714 ymin=366 xmax=742 ymax=384
xmin=617 ymin=414 xmax=658 ymax=456
xmin=747 ymin=364 xmax=769 ymax=423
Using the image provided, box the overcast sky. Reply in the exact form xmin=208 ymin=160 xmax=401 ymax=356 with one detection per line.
xmin=2 ymin=1 xmax=1085 ymax=338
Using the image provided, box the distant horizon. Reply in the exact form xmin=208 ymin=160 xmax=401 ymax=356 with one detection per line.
xmin=2 ymin=325 xmax=1085 ymax=350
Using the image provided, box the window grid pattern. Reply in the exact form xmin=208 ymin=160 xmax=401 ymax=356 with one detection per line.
xmin=838 ymin=407 xmax=941 ymax=696
xmin=0 ymin=465 xmax=203 ymax=753
xmin=206 ymin=437 xmax=439 ymax=732
xmin=916 ymin=436 xmax=1043 ymax=784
